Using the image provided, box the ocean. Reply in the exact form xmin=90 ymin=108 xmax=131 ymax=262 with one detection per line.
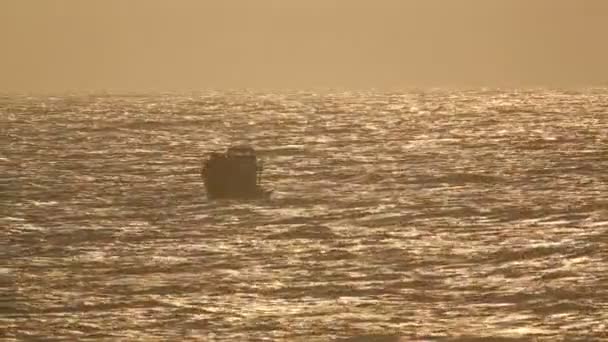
xmin=2 ymin=89 xmax=607 ymax=340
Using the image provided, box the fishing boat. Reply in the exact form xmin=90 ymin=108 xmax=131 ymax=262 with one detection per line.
xmin=201 ymin=145 xmax=271 ymax=200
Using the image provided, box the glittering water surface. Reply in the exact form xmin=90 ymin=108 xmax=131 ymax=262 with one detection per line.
xmin=2 ymin=90 xmax=608 ymax=341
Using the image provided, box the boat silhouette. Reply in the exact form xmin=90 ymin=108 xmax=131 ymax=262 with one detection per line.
xmin=201 ymin=145 xmax=271 ymax=200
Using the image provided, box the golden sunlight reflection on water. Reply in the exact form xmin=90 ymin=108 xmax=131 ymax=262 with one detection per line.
xmin=3 ymin=89 xmax=608 ymax=340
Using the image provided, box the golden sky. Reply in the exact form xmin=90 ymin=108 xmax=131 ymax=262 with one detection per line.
xmin=1 ymin=0 xmax=607 ymax=92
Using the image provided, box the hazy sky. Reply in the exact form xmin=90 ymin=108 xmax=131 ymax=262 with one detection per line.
xmin=1 ymin=0 xmax=607 ymax=92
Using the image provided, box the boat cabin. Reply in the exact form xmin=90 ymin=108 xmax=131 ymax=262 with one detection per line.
xmin=201 ymin=145 xmax=269 ymax=199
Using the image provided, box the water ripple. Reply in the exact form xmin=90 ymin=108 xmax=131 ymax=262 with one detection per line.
xmin=3 ymin=89 xmax=607 ymax=340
